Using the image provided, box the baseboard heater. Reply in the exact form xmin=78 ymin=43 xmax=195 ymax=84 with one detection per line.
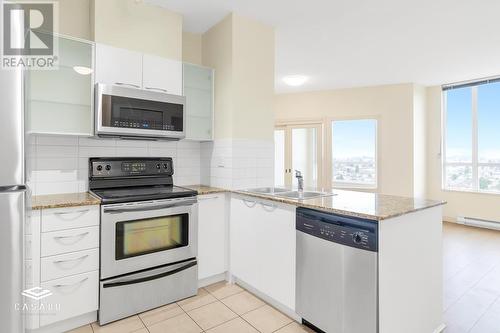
xmin=457 ymin=216 xmax=500 ymax=231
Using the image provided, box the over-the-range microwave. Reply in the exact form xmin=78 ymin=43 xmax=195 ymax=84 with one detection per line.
xmin=95 ymin=83 xmax=186 ymax=140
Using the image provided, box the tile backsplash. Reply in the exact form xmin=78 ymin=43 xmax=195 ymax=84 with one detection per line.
xmin=27 ymin=135 xmax=201 ymax=195
xmin=26 ymin=135 xmax=274 ymax=196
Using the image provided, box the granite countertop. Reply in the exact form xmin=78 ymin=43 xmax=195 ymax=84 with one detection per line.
xmin=31 ymin=192 xmax=101 ymax=210
xmin=232 ymin=188 xmax=446 ymax=221
xmin=183 ymin=185 xmax=229 ymax=195
xmin=30 ymin=185 xmax=445 ymax=220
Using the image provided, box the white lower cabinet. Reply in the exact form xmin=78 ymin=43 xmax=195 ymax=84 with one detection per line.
xmin=197 ymin=194 xmax=227 ymax=280
xmin=40 ymin=271 xmax=99 ymax=327
xmin=230 ymin=195 xmax=296 ymax=310
xmin=26 ymin=205 xmax=100 ymax=331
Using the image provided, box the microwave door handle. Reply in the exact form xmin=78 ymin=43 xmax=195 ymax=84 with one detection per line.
xmin=102 ymin=260 xmax=197 ymax=288
xmin=103 ymin=199 xmax=196 ymax=214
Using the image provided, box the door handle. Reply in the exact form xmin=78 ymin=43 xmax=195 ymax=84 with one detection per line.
xmin=54 ymin=209 xmax=89 ymax=220
xmin=144 ymin=86 xmax=168 ymax=93
xmin=115 ymin=82 xmax=140 ymax=89
xmin=242 ymin=199 xmax=257 ymax=208
xmin=53 ymin=232 xmax=89 ymax=244
xmin=53 ymin=254 xmax=89 ymax=265
xmin=102 ymin=260 xmax=197 ymax=288
xmin=53 ymin=277 xmax=89 ymax=288
xmin=103 ymin=199 xmax=196 ymax=214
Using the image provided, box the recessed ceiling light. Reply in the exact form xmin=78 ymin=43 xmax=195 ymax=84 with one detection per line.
xmin=282 ymin=75 xmax=309 ymax=87
xmin=73 ymin=66 xmax=93 ymax=75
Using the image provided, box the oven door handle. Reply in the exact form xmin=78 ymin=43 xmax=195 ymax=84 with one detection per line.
xmin=103 ymin=199 xmax=196 ymax=214
xmin=102 ymin=260 xmax=197 ymax=288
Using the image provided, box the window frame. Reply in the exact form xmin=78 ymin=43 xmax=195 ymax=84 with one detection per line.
xmin=442 ymin=85 xmax=500 ymax=194
xmin=327 ymin=117 xmax=379 ymax=190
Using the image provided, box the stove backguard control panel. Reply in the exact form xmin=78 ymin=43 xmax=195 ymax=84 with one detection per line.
xmin=90 ymin=158 xmax=173 ymax=178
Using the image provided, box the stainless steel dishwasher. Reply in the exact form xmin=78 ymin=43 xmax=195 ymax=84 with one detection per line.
xmin=296 ymin=207 xmax=378 ymax=333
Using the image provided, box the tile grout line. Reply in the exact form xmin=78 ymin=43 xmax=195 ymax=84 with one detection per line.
xmin=136 ymin=314 xmax=151 ymax=333
xmin=466 ymin=291 xmax=500 ymax=332
xmin=444 ymin=263 xmax=498 ymax=313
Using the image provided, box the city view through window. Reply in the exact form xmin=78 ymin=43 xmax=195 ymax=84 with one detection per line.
xmin=444 ymin=81 xmax=500 ymax=193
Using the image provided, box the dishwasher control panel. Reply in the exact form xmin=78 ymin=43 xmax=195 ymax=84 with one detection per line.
xmin=296 ymin=207 xmax=378 ymax=252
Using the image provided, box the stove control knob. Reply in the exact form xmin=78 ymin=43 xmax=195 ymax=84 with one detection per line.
xmin=352 ymin=232 xmax=363 ymax=244
xmin=156 ymin=163 xmax=161 ymax=169
xmin=96 ymin=165 xmax=103 ymax=171
xmin=163 ymin=163 xmax=168 ymax=169
xmin=105 ymin=165 xmax=111 ymax=171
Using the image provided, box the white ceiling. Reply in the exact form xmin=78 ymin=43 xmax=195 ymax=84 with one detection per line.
xmin=147 ymin=0 xmax=500 ymax=93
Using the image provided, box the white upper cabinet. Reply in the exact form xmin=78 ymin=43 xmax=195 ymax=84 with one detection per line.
xmin=26 ymin=35 xmax=94 ymax=136
xmin=143 ymin=54 xmax=182 ymax=95
xmin=183 ymin=63 xmax=214 ymax=141
xmin=95 ymin=43 xmax=142 ymax=88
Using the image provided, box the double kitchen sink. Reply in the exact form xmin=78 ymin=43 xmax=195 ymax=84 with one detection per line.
xmin=244 ymin=187 xmax=337 ymax=200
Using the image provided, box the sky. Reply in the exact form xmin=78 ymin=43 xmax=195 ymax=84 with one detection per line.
xmin=446 ymin=82 xmax=500 ymax=162
xmin=332 ymin=119 xmax=376 ymax=159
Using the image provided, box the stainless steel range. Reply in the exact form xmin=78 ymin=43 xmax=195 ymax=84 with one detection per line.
xmin=89 ymin=157 xmax=198 ymax=325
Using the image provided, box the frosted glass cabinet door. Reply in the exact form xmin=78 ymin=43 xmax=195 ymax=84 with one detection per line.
xmin=183 ymin=63 xmax=214 ymax=140
xmin=26 ymin=35 xmax=94 ymax=135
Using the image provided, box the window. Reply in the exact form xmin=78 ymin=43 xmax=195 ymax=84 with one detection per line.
xmin=331 ymin=119 xmax=377 ymax=188
xmin=443 ymin=79 xmax=500 ymax=193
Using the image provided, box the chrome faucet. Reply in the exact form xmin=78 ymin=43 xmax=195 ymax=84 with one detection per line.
xmin=295 ymin=170 xmax=304 ymax=192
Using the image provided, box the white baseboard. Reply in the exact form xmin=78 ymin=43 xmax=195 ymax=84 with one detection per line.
xmin=198 ymin=272 xmax=227 ymax=288
xmin=232 ymin=275 xmax=301 ymax=322
xmin=28 ymin=311 xmax=96 ymax=333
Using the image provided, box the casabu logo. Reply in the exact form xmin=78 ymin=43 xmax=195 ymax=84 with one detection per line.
xmin=2 ymin=1 xmax=59 ymax=69
xmin=22 ymin=287 xmax=53 ymax=300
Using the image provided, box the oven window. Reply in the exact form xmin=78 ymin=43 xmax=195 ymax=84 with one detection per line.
xmin=115 ymin=214 xmax=189 ymax=260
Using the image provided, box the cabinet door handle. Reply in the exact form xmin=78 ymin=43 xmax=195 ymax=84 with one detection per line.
xmin=115 ymin=82 xmax=140 ymax=89
xmin=53 ymin=209 xmax=89 ymax=220
xmin=54 ymin=254 xmax=89 ymax=265
xmin=53 ymin=277 xmax=88 ymax=288
xmin=53 ymin=232 xmax=89 ymax=245
xmin=260 ymin=202 xmax=277 ymax=212
xmin=242 ymin=199 xmax=257 ymax=208
xmin=145 ymin=86 xmax=168 ymax=93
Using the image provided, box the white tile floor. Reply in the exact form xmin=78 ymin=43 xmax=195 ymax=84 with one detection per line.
xmin=68 ymin=221 xmax=500 ymax=333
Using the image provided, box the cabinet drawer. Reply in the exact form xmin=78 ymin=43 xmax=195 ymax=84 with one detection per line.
xmin=41 ymin=206 xmax=99 ymax=232
xmin=41 ymin=248 xmax=99 ymax=282
xmin=41 ymin=226 xmax=99 ymax=257
xmin=40 ymin=270 xmax=99 ymax=327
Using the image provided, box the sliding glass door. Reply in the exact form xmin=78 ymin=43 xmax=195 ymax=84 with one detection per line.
xmin=274 ymin=123 xmax=322 ymax=188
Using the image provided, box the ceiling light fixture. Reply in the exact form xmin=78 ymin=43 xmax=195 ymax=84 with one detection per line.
xmin=73 ymin=66 xmax=93 ymax=75
xmin=282 ymin=75 xmax=309 ymax=87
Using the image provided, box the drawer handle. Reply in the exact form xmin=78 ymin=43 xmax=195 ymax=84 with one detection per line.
xmin=242 ymin=199 xmax=257 ymax=208
xmin=53 ymin=209 xmax=89 ymax=220
xmin=115 ymin=82 xmax=140 ymax=89
xmin=54 ymin=254 xmax=89 ymax=265
xmin=145 ymin=86 xmax=168 ymax=93
xmin=53 ymin=232 xmax=89 ymax=244
xmin=53 ymin=277 xmax=88 ymax=289
xmin=260 ymin=202 xmax=277 ymax=212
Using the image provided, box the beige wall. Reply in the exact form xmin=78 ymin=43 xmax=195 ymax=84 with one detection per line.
xmin=274 ymin=84 xmax=416 ymax=197
xmin=426 ymin=86 xmax=500 ymax=222
xmin=202 ymin=14 xmax=234 ymax=139
xmin=183 ymin=32 xmax=202 ymax=65
xmin=57 ymin=0 xmax=91 ymax=40
xmin=91 ymin=0 xmax=182 ymax=60
xmin=202 ymin=13 xmax=275 ymax=141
